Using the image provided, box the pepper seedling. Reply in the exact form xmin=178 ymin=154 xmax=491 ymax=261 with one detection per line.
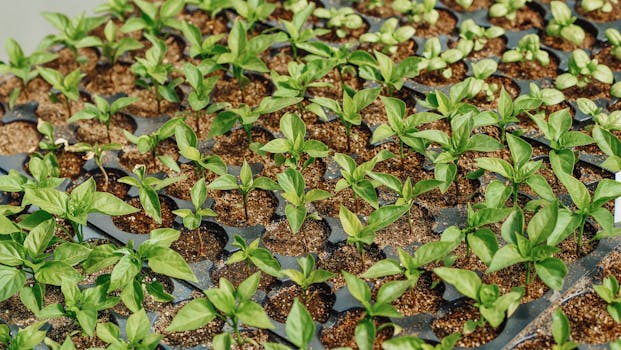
xmin=582 ymin=0 xmax=619 ymax=12
xmin=434 ymin=267 xmax=524 ymax=334
xmin=501 ymin=34 xmax=550 ymax=67
xmin=207 ymin=160 xmax=280 ymax=222
xmin=277 ymin=168 xmax=331 ymax=236
xmin=281 ymin=255 xmax=334 ymax=303
xmin=37 ymin=121 xmax=66 ymax=154
xmin=419 ymin=38 xmax=465 ymax=79
xmin=123 ymin=117 xmax=184 ymax=171
xmin=260 ymin=113 xmax=329 ymax=169
xmin=186 ymin=0 xmax=232 ymax=18
xmin=119 ymin=165 xmax=185 ymax=224
xmin=65 ymin=142 xmax=122 ymax=192
xmin=576 ymin=98 xmax=621 ymax=131
xmin=227 ymin=235 xmax=282 ymax=277
xmin=96 ymin=0 xmax=135 ymax=20
xmin=121 ymin=0 xmax=185 ymax=36
xmin=489 ymin=0 xmax=531 ymax=24
xmin=359 ymin=18 xmax=415 ymax=56
xmin=182 ymin=62 xmax=226 ymax=137
xmin=357 ymin=51 xmax=422 ymax=96
xmin=99 ymin=20 xmax=144 ymax=67
xmin=96 ymin=309 xmax=163 ymax=350
xmin=456 ymin=20 xmax=505 ymax=57
xmin=382 ymin=333 xmax=461 ymax=350
xmin=0 ymin=153 xmax=64 ymax=194
xmin=36 ymin=67 xmax=84 ymax=118
xmin=68 ymin=94 xmax=139 ymax=143
xmin=594 ymin=275 xmax=621 ymax=323
xmin=174 ymin=122 xmax=227 ymax=177
xmin=280 ymin=3 xmax=330 ymax=59
xmin=392 ymin=0 xmax=439 ymax=25
xmin=231 ymin=0 xmax=276 ymax=30
xmin=271 ymin=60 xmax=334 ymax=100
xmin=546 ymin=1 xmax=586 ymax=46
xmin=555 ymin=50 xmax=614 ymax=91
xmin=463 ymin=58 xmax=499 ymax=101
xmin=592 ymin=126 xmax=621 ymax=171
xmin=263 ymin=299 xmax=316 ymax=350
xmin=181 ymin=21 xmax=226 ymax=61
xmin=41 ymin=12 xmax=106 ymax=58
xmin=605 ymin=28 xmax=621 ymax=61
xmin=552 ymin=308 xmax=578 ymax=350
xmin=513 ymin=82 xmax=565 ymax=114
xmin=313 ymin=7 xmax=363 ymax=39
xmin=0 ymin=322 xmax=47 ymax=350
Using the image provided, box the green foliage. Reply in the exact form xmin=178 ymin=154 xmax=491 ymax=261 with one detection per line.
xmin=582 ymin=0 xmax=618 ymax=13
xmin=489 ymin=0 xmax=531 ymax=23
xmin=41 ymin=12 xmax=106 ymax=54
xmin=37 ymin=67 xmax=84 ymax=117
xmin=0 ymin=322 xmax=47 ymax=350
xmin=97 ymin=309 xmax=163 ymax=350
xmin=174 ymin=121 xmax=227 ymax=176
xmin=546 ymin=1 xmax=586 ymax=46
xmin=313 ymin=7 xmax=363 ymax=39
xmin=124 ymin=117 xmax=183 ymax=170
xmin=66 ymin=142 xmax=123 ymax=191
xmin=359 ymin=18 xmax=415 ymax=55
xmin=594 ymin=275 xmax=621 ymax=323
xmin=456 ymin=20 xmax=505 ymax=56
xmin=552 ymin=308 xmax=577 ymax=350
xmin=392 ymin=0 xmax=439 ymax=25
xmin=227 ymin=235 xmax=282 ymax=277
xmin=119 ymin=165 xmax=185 ymax=224
xmin=181 ymin=21 xmax=226 ymax=62
xmin=434 ymin=267 xmax=524 ymax=333
xmin=121 ymin=0 xmax=185 ymax=36
xmin=556 ymin=50 xmax=614 ymax=90
xmin=182 ymin=62 xmax=221 ymax=112
xmin=357 ymin=51 xmax=422 ymax=95
xmin=382 ymin=333 xmax=461 ymax=350
xmin=271 ymin=60 xmax=334 ymax=99
xmin=513 ymin=83 xmax=565 ymax=113
xmin=231 ymin=0 xmax=276 ymax=29
xmin=417 ymin=83 xmax=478 ymax=122
xmin=592 ymin=126 xmax=621 ymax=171
xmin=0 ymin=152 xmax=63 ymax=194
xmin=96 ymin=0 xmax=135 ymax=20
xmin=502 ymin=34 xmax=550 ymax=66
xmin=277 ymin=168 xmax=331 ymax=234
xmin=280 ymin=3 xmax=330 ymax=58
xmin=187 ymin=0 xmax=232 ymax=17
xmin=419 ymin=38 xmax=465 ymax=79
xmin=68 ymin=94 xmax=138 ymax=141
xmin=282 ymin=254 xmax=334 ymax=292
xmin=605 ymin=28 xmax=621 ymax=61
xmin=264 ymin=299 xmax=316 ymax=350
xmin=100 ymin=20 xmax=144 ymax=65
xmin=173 ymin=179 xmax=217 ymax=230
xmin=463 ymin=59 xmax=499 ymax=101
xmin=577 ymin=98 xmax=621 ymax=131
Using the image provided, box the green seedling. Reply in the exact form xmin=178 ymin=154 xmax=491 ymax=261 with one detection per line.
xmin=392 ymin=0 xmax=439 ymax=25
xmin=357 ymin=51 xmax=422 ymax=96
xmin=281 ymin=255 xmax=334 ymax=302
xmin=502 ymin=34 xmax=550 ymax=66
xmin=419 ymin=38 xmax=465 ymax=79
xmin=41 ymin=12 xmax=106 ymax=57
xmin=582 ymin=0 xmax=618 ymax=12
xmin=576 ymin=98 xmax=621 ymax=131
xmin=605 ymin=28 xmax=621 ymax=61
xmin=123 ymin=117 xmax=184 ymax=171
xmin=359 ymin=18 xmax=415 ymax=56
xmin=313 ymin=7 xmax=363 ymax=39
xmin=594 ymin=275 xmax=621 ymax=323
xmin=99 ymin=20 xmax=144 ymax=67
xmin=592 ymin=126 xmax=621 ymax=171
xmin=552 ymin=308 xmax=578 ymax=350
xmin=66 ymin=142 xmax=122 ymax=191
xmin=182 ymin=62 xmax=225 ymax=137
xmin=231 ymin=0 xmax=276 ymax=30
xmin=96 ymin=0 xmax=135 ymax=20
xmin=227 ymin=235 xmax=282 ymax=277
xmin=556 ymin=50 xmax=614 ymax=90
xmin=382 ymin=333 xmax=461 ymax=350
xmin=0 ymin=153 xmax=64 ymax=194
xmin=280 ymin=3 xmax=330 ymax=59
xmin=181 ymin=21 xmax=226 ymax=61
xmin=97 ymin=309 xmax=163 ymax=350
xmin=463 ymin=59 xmax=499 ymax=101
xmin=121 ymin=0 xmax=185 ymax=36
xmin=0 ymin=322 xmax=47 ymax=350
xmin=172 ymin=179 xmax=217 ymax=256
xmin=546 ymin=1 xmax=585 ymax=46
xmin=489 ymin=0 xmax=531 ymax=23
xmin=271 ymin=60 xmax=334 ymax=99
xmin=37 ymin=67 xmax=84 ymax=118
xmin=68 ymin=94 xmax=138 ymax=142
xmin=263 ymin=299 xmax=316 ymax=350
xmin=456 ymin=20 xmax=504 ymax=56
xmin=37 ymin=120 xmax=66 ymax=153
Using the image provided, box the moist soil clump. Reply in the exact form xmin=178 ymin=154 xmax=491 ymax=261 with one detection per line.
xmin=432 ymin=301 xmax=502 ymax=347
xmin=172 ymin=224 xmax=227 ymax=263
xmin=262 ymin=218 xmax=330 ymax=255
xmin=211 ymin=189 xmax=277 ymax=227
xmin=320 ymin=308 xmax=393 ymax=349
xmin=562 ymin=291 xmax=621 ymax=343
xmin=264 ymin=282 xmax=335 ymax=323
xmin=112 ymin=196 xmax=176 ymax=234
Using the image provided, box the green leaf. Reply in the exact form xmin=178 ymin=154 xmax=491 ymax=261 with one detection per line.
xmin=535 ymin=258 xmax=567 ymax=291
xmin=237 ymin=300 xmax=275 ymax=329
xmin=167 ymin=298 xmax=216 ymax=332
xmin=286 ymin=299 xmax=315 ymax=349
xmin=433 ymin=267 xmax=481 ymax=301
xmin=488 ymin=245 xmax=526 ymax=273
xmin=552 ymin=308 xmax=571 ymax=345
xmin=34 ymin=261 xmax=81 ymax=286
xmin=147 ymin=246 xmax=198 ymax=282
xmin=343 ymin=271 xmax=371 ymax=306
xmin=92 ymin=192 xmax=139 ymax=216
xmin=0 ymin=266 xmax=25 ymax=302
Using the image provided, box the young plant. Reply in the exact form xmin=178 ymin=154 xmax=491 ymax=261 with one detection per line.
xmin=593 ymin=126 xmax=621 ymax=171
xmin=276 ymin=168 xmax=331 ymax=236
xmin=555 ymin=50 xmax=614 ymax=90
xmin=313 ymin=7 xmax=363 ymax=39
xmin=576 ymin=98 xmax=621 ymax=131
xmin=227 ymin=235 xmax=282 ymax=277
xmin=513 ymin=83 xmax=565 ymax=113
xmin=489 ymin=0 xmax=531 ymax=23
xmin=463 ymin=58 xmax=499 ymax=101
xmin=605 ymin=28 xmax=621 ymax=61
xmin=260 ymin=113 xmax=329 ymax=169
xmin=96 ymin=309 xmax=163 ymax=350
xmin=263 ymin=299 xmax=316 ymax=350
xmin=582 ymin=0 xmax=619 ymax=12
xmin=99 ymin=20 xmax=144 ymax=66
xmin=166 ymin=272 xmax=275 ymax=345
xmin=392 ymin=0 xmax=439 ymax=25
xmin=207 ymin=160 xmax=280 ymax=222
xmin=96 ymin=0 xmax=135 ymax=20
xmin=37 ymin=282 xmax=118 ymax=337
xmin=172 ymin=179 xmax=217 ymax=256
xmin=434 ymin=267 xmax=524 ymax=334
xmin=333 ymin=150 xmax=394 ymax=210
xmin=456 ymin=20 xmax=505 ymax=56
xmin=41 ymin=12 xmax=106 ymax=57
xmin=68 ymin=94 xmax=139 ymax=142
xmin=308 ymin=87 xmax=380 ymax=152
xmin=181 ymin=21 xmax=226 ymax=61
xmin=343 ymin=271 xmax=408 ymax=350
xmin=502 ymin=34 xmax=550 ymax=67
xmin=174 ymin=122 xmax=227 ymax=176
xmin=281 ymin=255 xmax=334 ymax=302
xmin=23 ymin=177 xmax=139 ymax=242
xmin=65 ymin=142 xmax=123 ymax=191
xmin=0 ymin=38 xmax=57 ymax=106
xmin=417 ymin=82 xmax=478 ymax=122
xmin=36 ymin=67 xmax=84 ymax=117
xmin=339 ymin=204 xmax=409 ymax=264
xmin=123 ymin=117 xmax=183 ymax=171
xmin=132 ymin=34 xmax=182 ymax=115
xmin=419 ymin=38 xmax=465 ymax=79
xmin=210 ymin=96 xmax=302 ymax=143
xmin=280 ymin=3 xmax=329 ymax=59
xmin=118 ymin=164 xmax=185 ymax=224
xmin=359 ymin=18 xmax=415 ymax=56
xmin=0 ymin=153 xmax=64 ymax=193
xmin=37 ymin=120 xmax=66 ymax=154
xmin=121 ymin=0 xmax=185 ymax=36
xmin=357 ymin=51 xmax=422 ymax=96
xmin=231 ymin=0 xmax=276 ymax=30
xmin=594 ymin=275 xmax=621 ymax=323
xmin=186 ymin=0 xmax=232 ymax=18
xmin=0 ymin=322 xmax=47 ymax=350
xmin=271 ymin=60 xmax=334 ymax=99
xmin=488 ymin=203 xmax=570 ymax=290
xmin=546 ymin=1 xmax=586 ymax=46
xmin=182 ymin=62 xmax=224 ymax=136
xmin=552 ymin=308 xmax=578 ymax=350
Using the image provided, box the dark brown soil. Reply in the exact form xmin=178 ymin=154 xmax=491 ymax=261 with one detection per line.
xmin=112 ymin=196 xmax=176 ymax=234
xmin=441 ymin=0 xmax=492 ymax=11
xmin=542 ymin=29 xmax=597 ymax=51
xmin=561 ymin=80 xmax=611 ymax=101
xmin=451 ymin=36 xmax=507 ymax=60
xmin=211 ymin=257 xmax=278 ymax=292
xmin=413 ymin=61 xmax=468 ymax=87
xmin=211 ymin=76 xmax=271 ymax=109
xmin=56 ymin=151 xmax=86 ymax=180
xmin=307 ymin=68 xmax=365 ymax=100
xmin=92 ymin=170 xmax=130 ymax=198
xmin=482 ymin=263 xmax=549 ymax=303
xmin=499 ymin=53 xmax=559 ymax=80
xmin=320 ymin=308 xmax=393 ymax=349
xmin=562 ymin=291 xmax=621 ymax=343
xmin=74 ymin=113 xmax=136 ymax=145
xmin=211 ymin=189 xmax=277 ymax=227
xmin=489 ymin=5 xmax=544 ymax=30
xmin=165 ymin=163 xmax=217 ymax=200
xmin=375 ymin=205 xmax=437 ymax=248
xmin=576 ymin=0 xmax=621 ymax=21
xmin=154 ymin=297 xmax=225 ymax=347
xmin=432 ymin=301 xmax=502 ymax=347
xmin=318 ymin=243 xmax=386 ymax=290
xmin=171 ymin=224 xmax=227 ymax=262
xmin=84 ymin=63 xmax=136 ymax=96
xmin=44 ymin=47 xmax=99 ymax=76
xmin=264 ymin=282 xmax=335 ymax=323
xmin=124 ymin=87 xmax=180 ymax=118
xmin=410 ymin=10 xmax=458 ymax=37
xmin=594 ymin=46 xmax=621 ymax=72
xmin=0 ymin=122 xmax=40 ymax=155
xmin=355 ymin=0 xmax=398 ymax=17
xmin=307 ymin=119 xmax=371 ymax=155
xmin=211 ymin=127 xmax=274 ymax=166
xmin=263 ymin=218 xmax=330 ymax=256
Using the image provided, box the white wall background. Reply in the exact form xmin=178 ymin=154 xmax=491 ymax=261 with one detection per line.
xmin=0 ymin=0 xmax=99 ymax=61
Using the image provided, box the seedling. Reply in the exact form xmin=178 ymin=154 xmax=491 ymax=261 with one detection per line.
xmin=501 ymin=34 xmax=550 ymax=66
xmin=41 ymin=12 xmax=106 ymax=57
xmin=333 ymin=150 xmax=394 ymax=210
xmin=605 ymin=28 xmax=621 ymax=61
xmin=0 ymin=153 xmax=64 ymax=194
xmin=97 ymin=309 xmax=163 ymax=350
xmin=181 ymin=21 xmax=226 ymax=61
xmin=231 ymin=0 xmax=276 ymax=30
xmin=68 ymin=94 xmax=138 ymax=142
xmin=211 ymin=96 xmax=302 ymax=143
xmin=489 ymin=0 xmax=531 ymax=23
xmin=166 ymin=272 xmax=275 ymax=345
xmin=513 ymin=83 xmax=565 ymax=113
xmin=282 ymin=255 xmax=334 ymax=302
xmin=313 ymin=7 xmax=363 ymax=39
xmin=172 ymin=179 xmax=218 ymax=256
xmin=207 ymin=160 xmax=280 ymax=222
xmin=463 ymin=58 xmax=499 ymax=101
xmin=343 ymin=271 xmax=408 ymax=350
xmin=417 ymin=82 xmax=478 ymax=123
xmin=174 ymin=122 xmax=227 ymax=176
xmin=260 ymin=113 xmax=329 ymax=169
xmin=555 ymin=50 xmax=614 ymax=90
xmin=594 ymin=275 xmax=621 ymax=323
xmin=227 ymin=235 xmax=282 ymax=277
xmin=357 ymin=51 xmax=422 ymax=96
xmin=96 ymin=0 xmax=135 ymax=20
xmin=434 ymin=267 xmax=524 ymax=334
xmin=546 ymin=1 xmax=586 ymax=46
xmin=576 ymin=98 xmax=621 ymax=131
xmin=82 ymin=228 xmax=197 ymax=312
xmin=582 ymin=0 xmax=618 ymax=14
xmin=271 ymin=60 xmax=334 ymax=99
xmin=37 ymin=67 xmax=84 ymax=118
xmin=280 ymin=3 xmax=330 ymax=59
xmin=182 ymin=62 xmax=225 ymax=136
xmin=593 ymin=126 xmax=621 ymax=171
xmin=65 ymin=142 xmax=122 ymax=191
xmin=308 ymin=87 xmax=380 ymax=152
xmin=186 ymin=0 xmax=232 ymax=18
xmin=0 ymin=38 xmax=57 ymax=106
xmin=552 ymin=308 xmax=578 ymax=350
xmin=276 ymin=168 xmax=331 ymax=237
xmin=456 ymin=20 xmax=505 ymax=56
xmin=99 ymin=20 xmax=144 ymax=66
xmin=37 ymin=282 xmax=118 ymax=337
xmin=121 ymin=0 xmax=185 ymax=36
xmin=488 ymin=203 xmax=570 ymax=290
xmin=613 ymin=81 xmax=621 ymax=98
xmin=360 ymin=18 xmax=415 ymax=56
xmin=0 ymin=322 xmax=47 ymax=350
xmin=382 ymin=333 xmax=461 ymax=350
xmin=132 ymin=34 xmax=182 ymax=115
xmin=123 ymin=117 xmax=184 ymax=171
xmin=37 ymin=120 xmax=66 ymax=154
xmin=264 ymin=299 xmax=316 ymax=350
xmin=339 ymin=204 xmax=409 ymax=265
xmin=492 ymin=87 xmax=539 ymax=142
xmin=302 ymin=42 xmax=361 ymax=85
xmin=119 ymin=164 xmax=185 ymax=224
xmin=419 ymin=38 xmax=465 ymax=79
xmin=392 ymin=0 xmax=439 ymax=25
xmin=23 ymin=177 xmax=139 ymax=242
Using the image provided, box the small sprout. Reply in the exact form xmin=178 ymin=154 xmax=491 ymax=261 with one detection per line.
xmin=41 ymin=12 xmax=106 ymax=57
xmin=227 ymin=235 xmax=282 ymax=277
xmin=121 ymin=0 xmax=185 ymax=36
xmin=456 ymin=19 xmax=505 ymax=56
xmin=514 ymin=83 xmax=565 ymax=113
xmin=556 ymin=50 xmax=614 ymax=90
xmin=37 ymin=120 xmax=66 ymax=153
xmin=96 ymin=0 xmax=135 ymax=20
xmin=594 ymin=275 xmax=621 ymax=323
xmin=582 ymin=0 xmax=618 ymax=13
xmin=357 ymin=50 xmax=422 ymax=95
xmin=66 ymin=142 xmax=122 ymax=191
xmin=280 ymin=3 xmax=330 ymax=58
xmin=605 ymin=28 xmax=621 ymax=61
xmin=271 ymin=60 xmax=334 ymax=99
xmin=359 ymin=18 xmax=415 ymax=55
xmin=281 ymin=255 xmax=334 ymax=300
xmin=501 ymin=34 xmax=550 ymax=66
xmin=0 ymin=152 xmax=63 ymax=192
xmin=181 ymin=21 xmax=226 ymax=60
xmin=0 ymin=322 xmax=47 ymax=350
xmin=463 ymin=58 xmax=499 ymax=101
xmin=96 ymin=309 xmax=163 ymax=349
xmin=175 ymin=122 xmax=228 ymax=176
xmin=68 ymin=94 xmax=138 ymax=143
xmin=182 ymin=62 xmax=223 ymax=136
xmin=124 ymin=117 xmax=184 ymax=171
xmin=172 ymin=179 xmax=217 ymax=256
xmin=37 ymin=67 xmax=84 ymax=118
xmin=392 ymin=0 xmax=439 ymax=25
xmin=100 ymin=20 xmax=144 ymax=66
xmin=552 ymin=308 xmax=578 ymax=350
xmin=231 ymin=0 xmax=276 ymax=30
xmin=576 ymin=98 xmax=621 ymax=131
xmin=313 ymin=7 xmax=363 ymax=39
xmin=546 ymin=1 xmax=586 ymax=46
xmin=419 ymin=37 xmax=465 ymax=79
xmin=489 ymin=0 xmax=531 ymax=23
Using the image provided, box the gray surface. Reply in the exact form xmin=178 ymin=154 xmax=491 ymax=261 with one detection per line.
xmin=0 ymin=0 xmax=99 ymax=61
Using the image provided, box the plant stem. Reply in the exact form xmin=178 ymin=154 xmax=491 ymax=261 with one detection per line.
xmin=195 ymin=228 xmax=205 ymax=257
xmin=242 ymin=192 xmax=249 ymax=222
xmin=407 ymin=209 xmax=414 ymax=236
xmin=399 ymin=141 xmax=405 ymax=178
xmin=576 ymin=216 xmax=586 ymax=257
xmin=512 ymin=182 xmax=519 ymax=208
xmin=154 ymin=84 xmax=161 ymax=115
xmin=525 ymin=262 xmax=531 ymax=285
xmin=195 ymin=110 xmax=201 ymax=139
xmin=244 ymin=124 xmax=253 ymax=144
xmin=70 ymin=221 xmax=84 ymax=243
xmin=21 ymin=80 xmax=29 ymax=99
xmin=345 ymin=123 xmax=351 ymax=153
xmin=105 ymin=123 xmax=112 ymax=144
xmin=64 ymin=96 xmax=72 ymax=118
xmin=97 ymin=159 xmax=109 ymax=192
